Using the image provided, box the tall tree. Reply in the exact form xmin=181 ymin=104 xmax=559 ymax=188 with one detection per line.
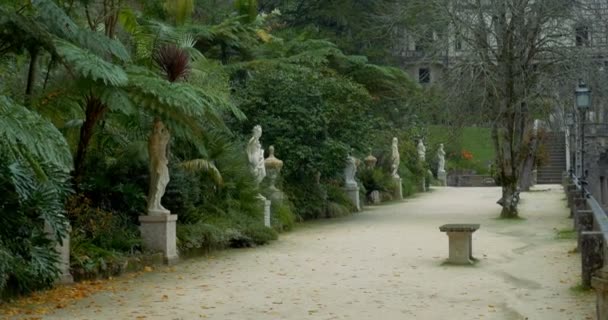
xmin=428 ymin=0 xmax=573 ymax=217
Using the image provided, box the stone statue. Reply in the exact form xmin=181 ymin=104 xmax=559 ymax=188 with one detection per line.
xmin=417 ymin=139 xmax=426 ymax=162
xmin=344 ymin=149 xmax=358 ymax=188
xmin=247 ymin=125 xmax=266 ymax=186
xmin=147 ymin=119 xmax=171 ymax=215
xmin=391 ymin=137 xmax=400 ymax=178
xmin=437 ymin=143 xmax=446 ymax=173
xmin=264 ymin=145 xmax=284 ymax=192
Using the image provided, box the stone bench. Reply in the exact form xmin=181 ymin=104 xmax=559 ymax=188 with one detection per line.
xmin=439 ymin=224 xmax=480 ymax=265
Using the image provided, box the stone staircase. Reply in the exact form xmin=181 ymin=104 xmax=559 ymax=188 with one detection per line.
xmin=537 ymin=131 xmax=567 ymax=184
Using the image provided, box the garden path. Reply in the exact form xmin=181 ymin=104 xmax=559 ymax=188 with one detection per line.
xmin=17 ymin=186 xmax=597 ymax=319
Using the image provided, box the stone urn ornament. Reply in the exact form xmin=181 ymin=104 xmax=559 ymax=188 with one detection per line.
xmin=364 ymin=148 xmax=378 ymax=169
xmin=264 ymin=145 xmax=284 ymax=192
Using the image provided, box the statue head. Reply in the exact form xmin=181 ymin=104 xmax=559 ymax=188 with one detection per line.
xmin=269 ymin=145 xmax=275 ymax=156
xmin=439 ymin=143 xmax=444 ymax=150
xmin=252 ymin=125 xmax=262 ymax=139
xmin=392 ymin=137 xmax=398 ymax=146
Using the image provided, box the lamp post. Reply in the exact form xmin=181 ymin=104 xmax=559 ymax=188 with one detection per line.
xmin=575 ymin=81 xmax=591 ymax=197
xmin=565 ymin=112 xmax=575 ymax=175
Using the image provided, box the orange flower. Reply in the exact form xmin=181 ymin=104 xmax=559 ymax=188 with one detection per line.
xmin=461 ymin=149 xmax=473 ymax=160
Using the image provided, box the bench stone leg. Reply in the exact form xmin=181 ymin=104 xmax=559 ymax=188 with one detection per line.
xmin=446 ymin=232 xmax=473 ymax=264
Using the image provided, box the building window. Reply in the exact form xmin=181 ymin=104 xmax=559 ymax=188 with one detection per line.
xmin=419 ymin=68 xmax=431 ymax=84
xmin=576 ymin=26 xmax=590 ymax=47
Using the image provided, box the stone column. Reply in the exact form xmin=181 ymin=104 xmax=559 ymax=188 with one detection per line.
xmin=577 ymin=210 xmax=594 ymax=251
xmin=592 ymin=266 xmax=608 ymax=319
xmin=571 ymin=196 xmax=587 ymax=220
xmin=566 ymin=183 xmax=577 ymax=208
xmin=581 ymin=231 xmax=604 ymax=288
xmin=139 ymin=214 xmax=178 ymax=265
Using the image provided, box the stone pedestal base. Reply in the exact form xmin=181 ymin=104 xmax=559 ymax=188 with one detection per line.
xmin=439 ymin=224 xmax=480 ymax=265
xmin=370 ymin=190 xmax=381 ymax=204
xmin=344 ymin=185 xmax=361 ymax=211
xmin=262 ymin=199 xmax=271 ymax=227
xmin=437 ymin=170 xmax=447 ymax=187
xmin=393 ymin=177 xmax=403 ymax=200
xmin=139 ymin=214 xmax=178 ymax=265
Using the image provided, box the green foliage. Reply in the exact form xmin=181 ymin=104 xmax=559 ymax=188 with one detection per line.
xmin=0 ymin=160 xmax=71 ymax=297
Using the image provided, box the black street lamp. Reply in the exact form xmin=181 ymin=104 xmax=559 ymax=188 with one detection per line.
xmin=575 ymin=80 xmax=591 ymax=196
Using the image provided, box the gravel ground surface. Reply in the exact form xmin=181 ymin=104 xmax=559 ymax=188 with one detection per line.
xmin=12 ymin=186 xmax=595 ymax=320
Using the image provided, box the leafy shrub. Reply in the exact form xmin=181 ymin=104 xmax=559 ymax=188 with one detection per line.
xmin=272 ymin=201 xmax=297 ymax=231
xmin=176 ymin=222 xmax=227 ymax=252
xmin=66 ymin=195 xmax=141 ymax=253
xmin=242 ymin=225 xmax=278 ymax=245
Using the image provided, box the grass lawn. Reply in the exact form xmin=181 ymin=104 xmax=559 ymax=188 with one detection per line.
xmin=428 ymin=125 xmax=495 ymax=173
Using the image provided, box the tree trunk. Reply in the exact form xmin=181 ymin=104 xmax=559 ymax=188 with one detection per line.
xmin=500 ymin=181 xmax=519 ymax=218
xmin=25 ymin=47 xmax=39 ymax=105
xmin=73 ymin=96 xmax=107 ymax=184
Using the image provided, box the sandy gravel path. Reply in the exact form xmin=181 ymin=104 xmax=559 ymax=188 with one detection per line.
xmin=32 ymin=186 xmax=596 ymax=319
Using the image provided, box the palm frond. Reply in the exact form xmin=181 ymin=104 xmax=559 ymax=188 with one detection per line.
xmin=179 ymin=159 xmax=223 ymax=187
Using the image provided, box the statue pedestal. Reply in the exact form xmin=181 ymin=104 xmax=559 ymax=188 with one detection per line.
xmin=393 ymin=177 xmax=403 ymax=200
xmin=344 ymin=184 xmax=361 ymax=211
xmin=56 ymin=233 xmax=73 ymax=284
xmin=438 ymin=170 xmax=447 ymax=187
xmin=139 ymin=214 xmax=178 ymax=265
xmin=45 ymin=222 xmax=73 ymax=284
xmin=262 ymin=198 xmax=271 ymax=227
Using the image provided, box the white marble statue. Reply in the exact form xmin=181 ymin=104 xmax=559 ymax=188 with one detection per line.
xmin=147 ymin=119 xmax=171 ymax=215
xmin=437 ymin=143 xmax=446 ymax=173
xmin=344 ymin=149 xmax=358 ymax=188
xmin=247 ymin=125 xmax=266 ymax=186
xmin=391 ymin=137 xmax=400 ymax=178
xmin=417 ymin=139 xmax=426 ymax=162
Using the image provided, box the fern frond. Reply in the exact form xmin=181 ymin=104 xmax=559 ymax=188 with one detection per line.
xmin=0 ymin=95 xmax=72 ymax=172
xmin=32 ymin=0 xmax=130 ymax=62
xmin=54 ymin=39 xmax=128 ymax=86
